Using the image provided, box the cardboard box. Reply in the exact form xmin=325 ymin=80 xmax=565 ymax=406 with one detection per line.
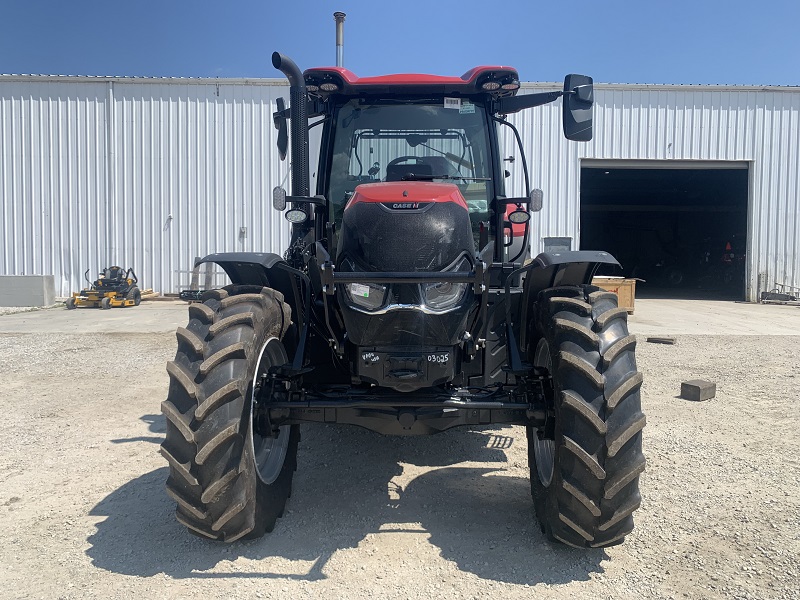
xmin=591 ymin=276 xmax=638 ymax=313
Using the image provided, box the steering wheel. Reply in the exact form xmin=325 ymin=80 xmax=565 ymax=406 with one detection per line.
xmin=386 ymin=155 xmax=424 ymax=168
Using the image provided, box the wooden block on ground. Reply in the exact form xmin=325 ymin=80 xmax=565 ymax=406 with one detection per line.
xmin=681 ymin=380 xmax=716 ymax=401
xmin=646 ymin=336 xmax=676 ymax=345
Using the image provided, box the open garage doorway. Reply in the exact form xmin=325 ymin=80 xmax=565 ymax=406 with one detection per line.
xmin=580 ymin=161 xmax=749 ymax=300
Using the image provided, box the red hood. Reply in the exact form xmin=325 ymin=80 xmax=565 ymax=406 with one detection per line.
xmin=345 ymin=182 xmax=468 ymax=210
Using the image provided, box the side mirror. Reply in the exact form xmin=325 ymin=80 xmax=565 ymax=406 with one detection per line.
xmin=273 ymin=97 xmax=289 ymax=161
xmin=272 ymin=186 xmax=287 ymax=211
xmin=563 ymin=74 xmax=593 ymax=142
xmin=573 ymin=84 xmax=593 ymax=103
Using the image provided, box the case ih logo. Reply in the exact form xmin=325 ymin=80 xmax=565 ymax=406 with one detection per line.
xmin=383 ymin=202 xmax=429 ymax=210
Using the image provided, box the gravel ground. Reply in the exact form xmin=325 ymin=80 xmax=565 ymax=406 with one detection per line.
xmin=0 ymin=331 xmax=798 ymax=600
xmin=0 ymin=304 xmax=62 ymax=316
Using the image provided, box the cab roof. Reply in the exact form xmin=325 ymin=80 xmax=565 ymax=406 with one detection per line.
xmin=303 ymin=65 xmax=521 ymax=97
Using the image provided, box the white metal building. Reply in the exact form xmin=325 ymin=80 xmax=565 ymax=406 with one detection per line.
xmin=0 ymin=76 xmax=293 ymax=297
xmin=1 ymin=75 xmax=799 ymax=301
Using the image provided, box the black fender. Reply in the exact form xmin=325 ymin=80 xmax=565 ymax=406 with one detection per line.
xmin=198 ymin=252 xmax=297 ymax=303
xmin=523 ymin=251 xmax=619 ymax=297
xmin=198 ymin=252 xmax=310 ymax=369
xmin=506 ymin=251 xmax=620 ymax=371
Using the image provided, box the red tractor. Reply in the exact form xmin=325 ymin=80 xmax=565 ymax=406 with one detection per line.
xmin=160 ymin=52 xmax=645 ymax=548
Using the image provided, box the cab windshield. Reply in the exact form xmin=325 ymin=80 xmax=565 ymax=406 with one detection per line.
xmin=326 ymin=99 xmax=496 ymax=239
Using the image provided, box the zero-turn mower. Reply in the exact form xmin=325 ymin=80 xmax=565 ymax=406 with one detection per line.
xmin=66 ymin=266 xmax=141 ymax=309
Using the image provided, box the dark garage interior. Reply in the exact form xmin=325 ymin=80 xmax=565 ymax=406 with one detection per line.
xmin=580 ymin=165 xmax=749 ymax=300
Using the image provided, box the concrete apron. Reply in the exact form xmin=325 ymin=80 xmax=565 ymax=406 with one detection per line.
xmin=0 ymin=302 xmax=188 ymax=334
xmin=629 ymin=299 xmax=800 ymax=336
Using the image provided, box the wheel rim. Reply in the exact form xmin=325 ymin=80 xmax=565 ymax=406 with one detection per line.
xmin=533 ymin=338 xmax=555 ymax=487
xmin=249 ymin=337 xmax=291 ymax=485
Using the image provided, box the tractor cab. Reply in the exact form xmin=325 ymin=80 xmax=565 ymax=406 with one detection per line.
xmin=274 ymin=62 xmax=594 ymax=267
xmin=323 ymin=96 xmax=496 ymax=244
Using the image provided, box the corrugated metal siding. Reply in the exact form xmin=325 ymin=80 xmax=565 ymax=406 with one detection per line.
xmin=107 ymin=81 xmax=294 ymax=294
xmin=1 ymin=81 xmax=109 ymax=294
xmin=508 ymin=83 xmax=800 ymax=300
xmin=1 ymin=77 xmax=292 ymax=295
xmin=1 ymin=77 xmax=799 ymax=300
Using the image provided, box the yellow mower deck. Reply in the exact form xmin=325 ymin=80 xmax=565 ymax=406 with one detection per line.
xmin=70 ymin=291 xmax=137 ymax=308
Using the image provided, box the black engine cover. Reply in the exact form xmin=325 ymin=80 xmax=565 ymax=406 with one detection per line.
xmin=335 ymin=182 xmax=477 ymax=391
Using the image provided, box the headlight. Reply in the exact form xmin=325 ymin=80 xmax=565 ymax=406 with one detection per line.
xmin=345 ymin=282 xmax=387 ymax=311
xmin=422 ymin=256 xmax=470 ymax=311
xmin=423 ymin=281 xmax=467 ymax=311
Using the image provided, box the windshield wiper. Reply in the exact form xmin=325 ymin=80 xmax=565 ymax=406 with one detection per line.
xmin=401 ymin=174 xmax=491 ymax=181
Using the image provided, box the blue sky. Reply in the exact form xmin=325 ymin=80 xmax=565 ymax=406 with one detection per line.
xmin=2 ymin=0 xmax=798 ymax=85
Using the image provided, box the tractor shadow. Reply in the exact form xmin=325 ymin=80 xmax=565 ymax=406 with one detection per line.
xmin=87 ymin=424 xmax=605 ymax=584
xmin=110 ymin=413 xmax=165 ymax=444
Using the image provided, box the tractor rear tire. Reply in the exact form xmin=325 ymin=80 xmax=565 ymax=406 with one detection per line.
xmin=127 ymin=286 xmax=141 ymax=306
xmin=160 ymin=285 xmax=299 ymax=542
xmin=527 ymin=285 xmax=645 ymax=548
xmin=100 ymin=297 xmax=111 ymax=310
xmin=66 ymin=298 xmax=76 ymax=310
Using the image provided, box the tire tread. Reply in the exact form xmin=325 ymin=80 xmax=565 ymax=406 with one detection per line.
xmin=161 ymin=400 xmax=195 ymax=443
xmin=195 ymin=423 xmax=239 ymax=465
xmin=166 ymin=361 xmax=198 ymax=400
xmin=161 ymin=286 xmax=298 ymax=542
xmin=529 ymin=284 xmax=645 ymax=548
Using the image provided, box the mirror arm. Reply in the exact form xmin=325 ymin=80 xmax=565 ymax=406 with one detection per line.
xmin=273 ymin=100 xmax=324 ymax=123
xmin=308 ymin=115 xmax=328 ymax=129
xmin=496 ymin=197 xmax=527 ymax=207
xmin=287 ymin=194 xmax=327 ymax=206
xmin=568 ymin=84 xmax=594 ymax=104
xmin=491 ymin=115 xmax=530 ymax=196
xmin=495 ymin=90 xmax=563 ymax=115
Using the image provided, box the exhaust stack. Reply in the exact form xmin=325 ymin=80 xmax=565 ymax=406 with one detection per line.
xmin=271 ymin=52 xmax=310 ymax=198
xmin=334 ymin=12 xmax=346 ymax=67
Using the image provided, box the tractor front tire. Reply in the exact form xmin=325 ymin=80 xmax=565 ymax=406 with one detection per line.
xmin=66 ymin=298 xmax=76 ymax=310
xmin=160 ymin=285 xmax=299 ymax=542
xmin=100 ymin=297 xmax=111 ymax=310
xmin=527 ymin=285 xmax=645 ymax=548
